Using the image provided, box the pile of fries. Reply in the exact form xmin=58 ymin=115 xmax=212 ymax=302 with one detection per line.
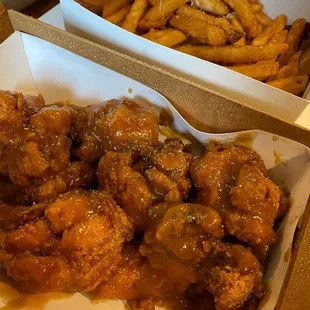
xmin=78 ymin=0 xmax=310 ymax=97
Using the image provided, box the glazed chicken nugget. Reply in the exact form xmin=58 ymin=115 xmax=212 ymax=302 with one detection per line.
xmin=169 ymin=14 xmax=227 ymax=45
xmin=142 ymin=28 xmax=188 ymax=47
xmin=252 ymin=15 xmax=287 ymax=46
xmin=102 ymin=0 xmax=132 ymax=18
xmin=191 ymin=0 xmax=230 ymax=16
xmin=267 ymin=75 xmax=309 ymax=95
xmin=139 ymin=0 xmax=189 ymax=30
xmin=222 ymin=0 xmax=260 ymax=39
xmin=278 ymin=18 xmax=306 ymax=66
xmin=106 ymin=5 xmax=132 ymax=25
xmin=177 ymin=5 xmax=243 ymax=43
xmin=121 ymin=0 xmax=148 ymax=33
xmin=175 ymin=43 xmax=288 ymax=64
xmin=227 ymin=60 xmax=279 ymax=81
xmin=269 ymin=29 xmax=288 ymax=44
xmin=255 ymin=11 xmax=271 ymax=26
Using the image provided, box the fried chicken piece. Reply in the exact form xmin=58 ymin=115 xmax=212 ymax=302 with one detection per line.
xmin=226 ymin=164 xmax=288 ymax=258
xmin=190 ymin=143 xmax=267 ymax=215
xmin=91 ymin=242 xmax=145 ymax=300
xmin=0 ymin=190 xmax=134 ymax=293
xmin=144 ymin=167 xmax=182 ymax=204
xmin=146 ymin=202 xmax=224 ymax=261
xmin=72 ymin=99 xmax=159 ymax=161
xmin=0 ymin=91 xmax=44 ymax=146
xmin=200 ymin=243 xmax=264 ymax=310
xmin=149 ymin=139 xmax=193 ymax=200
xmin=0 ymin=104 xmax=94 ymax=202
xmin=98 ymin=151 xmax=153 ymax=230
xmin=0 ymin=202 xmax=46 ymax=230
xmin=135 ymin=202 xmax=224 ymax=300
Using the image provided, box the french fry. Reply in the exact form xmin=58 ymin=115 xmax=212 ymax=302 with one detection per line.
xmin=227 ymin=60 xmax=279 ymax=80
xmin=102 ymin=0 xmax=132 ymax=17
xmin=267 ymin=76 xmax=309 ymax=95
xmin=222 ymin=0 xmax=260 ymax=39
xmin=247 ymin=0 xmax=258 ymax=3
xmin=142 ymin=28 xmax=188 ymax=47
xmin=255 ymin=11 xmax=271 ymax=26
xmin=250 ymin=3 xmax=263 ymax=13
xmin=191 ymin=0 xmax=231 ymax=16
xmin=177 ymin=5 xmax=243 ymax=43
xmin=121 ymin=0 xmax=148 ymax=33
xmin=106 ymin=5 xmax=132 ymax=25
xmin=175 ymin=43 xmax=288 ymax=64
xmin=269 ymin=30 xmax=288 ymax=44
xmin=169 ymin=14 xmax=227 ymax=45
xmin=139 ymin=0 xmax=189 ymax=30
xmin=270 ymin=51 xmax=301 ymax=81
xmin=149 ymin=0 xmax=157 ymax=5
xmin=76 ymin=0 xmax=103 ymax=14
xmin=226 ymin=14 xmax=245 ymax=45
xmin=252 ymin=15 xmax=287 ymax=46
xmin=278 ymin=19 xmax=307 ymax=66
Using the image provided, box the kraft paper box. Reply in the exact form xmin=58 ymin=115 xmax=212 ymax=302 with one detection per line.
xmin=1 ymin=6 xmax=310 ymax=310
xmin=60 ymin=0 xmax=310 ymax=124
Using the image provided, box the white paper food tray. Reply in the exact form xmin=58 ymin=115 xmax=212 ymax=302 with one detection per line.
xmin=60 ymin=0 xmax=310 ymax=124
xmin=0 ymin=31 xmax=310 ymax=310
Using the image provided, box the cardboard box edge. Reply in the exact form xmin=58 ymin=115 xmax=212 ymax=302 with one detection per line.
xmin=0 ymin=4 xmax=14 ymax=43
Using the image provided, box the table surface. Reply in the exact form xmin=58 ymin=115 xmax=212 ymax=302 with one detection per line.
xmin=24 ymin=1 xmax=310 ymax=129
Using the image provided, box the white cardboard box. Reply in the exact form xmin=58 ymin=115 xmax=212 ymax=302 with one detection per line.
xmin=60 ymin=0 xmax=310 ymax=124
xmin=1 ymin=31 xmax=310 ymax=310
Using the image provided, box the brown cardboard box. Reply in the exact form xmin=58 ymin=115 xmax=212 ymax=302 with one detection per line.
xmin=0 ymin=5 xmax=310 ymax=310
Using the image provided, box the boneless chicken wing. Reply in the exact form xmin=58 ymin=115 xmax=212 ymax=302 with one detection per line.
xmin=71 ymin=100 xmax=159 ymax=161
xmin=97 ymin=151 xmax=153 ymax=230
xmin=148 ymin=139 xmax=193 ymax=200
xmin=200 ymin=243 xmax=264 ymax=310
xmin=0 ymin=100 xmax=94 ymax=202
xmin=0 ymin=190 xmax=134 ymax=293
xmin=190 ymin=143 xmax=267 ymax=214
xmin=191 ymin=143 xmax=288 ymax=258
xmin=226 ymin=164 xmax=288 ymax=257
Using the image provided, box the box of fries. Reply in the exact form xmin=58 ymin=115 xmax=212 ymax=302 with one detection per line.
xmin=1 ymin=6 xmax=310 ymax=310
xmin=60 ymin=0 xmax=310 ymax=123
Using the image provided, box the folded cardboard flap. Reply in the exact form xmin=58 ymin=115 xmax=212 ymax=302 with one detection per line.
xmin=0 ymin=4 xmax=14 ymax=44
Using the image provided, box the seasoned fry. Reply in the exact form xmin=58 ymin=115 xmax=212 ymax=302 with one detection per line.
xmin=250 ymin=3 xmax=263 ymax=13
xmin=222 ymin=0 xmax=260 ymax=39
xmin=148 ymin=0 xmax=157 ymax=5
xmin=255 ymin=11 xmax=271 ymax=26
xmin=269 ymin=51 xmax=301 ymax=81
xmin=247 ymin=0 xmax=258 ymax=3
xmin=142 ymin=28 xmax=188 ymax=47
xmin=227 ymin=60 xmax=279 ymax=81
xmin=191 ymin=0 xmax=231 ymax=16
xmin=175 ymin=43 xmax=288 ymax=64
xmin=267 ymin=76 xmax=309 ymax=95
xmin=278 ymin=19 xmax=307 ymax=66
xmin=226 ymin=14 xmax=245 ymax=45
xmin=102 ymin=0 xmax=132 ymax=18
xmin=269 ymin=30 xmax=288 ymax=44
xmin=169 ymin=14 xmax=227 ymax=45
xmin=252 ymin=15 xmax=287 ymax=46
xmin=139 ymin=0 xmax=189 ymax=30
xmin=106 ymin=5 xmax=132 ymax=25
xmin=121 ymin=0 xmax=148 ymax=33
xmin=177 ymin=5 xmax=243 ymax=43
